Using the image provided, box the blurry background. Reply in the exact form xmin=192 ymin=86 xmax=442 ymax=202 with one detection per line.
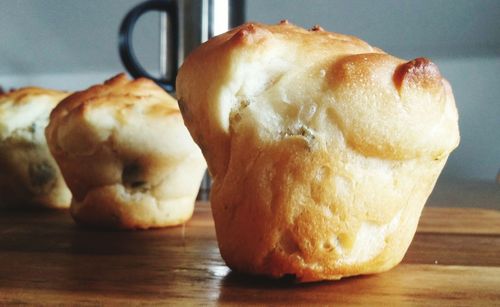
xmin=0 ymin=0 xmax=498 ymax=207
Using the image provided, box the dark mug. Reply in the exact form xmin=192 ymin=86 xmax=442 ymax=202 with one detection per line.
xmin=119 ymin=0 xmax=245 ymax=93
xmin=119 ymin=0 xmax=178 ymax=92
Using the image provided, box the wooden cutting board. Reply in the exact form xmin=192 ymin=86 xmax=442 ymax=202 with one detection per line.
xmin=0 ymin=202 xmax=499 ymax=305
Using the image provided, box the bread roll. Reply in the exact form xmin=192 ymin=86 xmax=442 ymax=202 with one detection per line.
xmin=46 ymin=74 xmax=206 ymax=229
xmin=0 ymin=87 xmax=71 ymax=209
xmin=176 ymin=21 xmax=460 ymax=281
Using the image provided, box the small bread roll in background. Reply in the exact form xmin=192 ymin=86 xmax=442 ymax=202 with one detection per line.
xmin=45 ymin=74 xmax=206 ymax=229
xmin=176 ymin=22 xmax=460 ymax=281
xmin=0 ymin=87 xmax=71 ymax=209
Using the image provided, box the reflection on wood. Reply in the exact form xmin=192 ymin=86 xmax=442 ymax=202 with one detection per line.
xmin=0 ymin=203 xmax=498 ymax=305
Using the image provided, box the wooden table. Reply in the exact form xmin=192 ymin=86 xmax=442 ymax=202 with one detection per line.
xmin=0 ymin=202 xmax=499 ymax=305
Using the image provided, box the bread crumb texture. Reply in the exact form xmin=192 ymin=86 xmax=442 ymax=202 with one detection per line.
xmin=46 ymin=74 xmax=206 ymax=229
xmin=177 ymin=22 xmax=459 ymax=281
xmin=0 ymin=88 xmax=71 ymax=208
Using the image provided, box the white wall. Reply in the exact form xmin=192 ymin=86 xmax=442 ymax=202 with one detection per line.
xmin=434 ymin=57 xmax=500 ymax=181
xmin=1 ymin=0 xmax=499 ymax=182
xmin=0 ymin=0 xmax=159 ymax=76
xmin=246 ymin=0 xmax=500 ymax=59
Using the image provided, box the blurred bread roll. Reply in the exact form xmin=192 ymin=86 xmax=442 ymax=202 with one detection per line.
xmin=176 ymin=21 xmax=460 ymax=281
xmin=0 ymin=87 xmax=71 ymax=209
xmin=46 ymin=74 xmax=206 ymax=229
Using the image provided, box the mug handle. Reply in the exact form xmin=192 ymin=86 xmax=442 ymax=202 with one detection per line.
xmin=119 ymin=0 xmax=178 ymax=93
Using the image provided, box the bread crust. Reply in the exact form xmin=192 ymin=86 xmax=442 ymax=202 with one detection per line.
xmin=46 ymin=74 xmax=206 ymax=229
xmin=177 ymin=22 xmax=459 ymax=281
xmin=0 ymin=87 xmax=71 ymax=208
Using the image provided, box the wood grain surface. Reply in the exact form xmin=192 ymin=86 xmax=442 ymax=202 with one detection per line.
xmin=0 ymin=202 xmax=499 ymax=306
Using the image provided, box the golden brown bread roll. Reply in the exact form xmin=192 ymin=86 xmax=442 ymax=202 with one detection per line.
xmin=176 ymin=21 xmax=460 ymax=281
xmin=0 ymin=87 xmax=71 ymax=209
xmin=46 ymin=74 xmax=206 ymax=229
